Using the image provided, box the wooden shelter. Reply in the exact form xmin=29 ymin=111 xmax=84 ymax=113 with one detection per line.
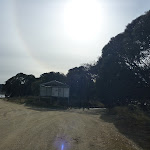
xmin=40 ymin=80 xmax=69 ymax=98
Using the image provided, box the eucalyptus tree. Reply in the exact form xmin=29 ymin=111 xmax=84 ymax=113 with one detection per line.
xmin=96 ymin=11 xmax=150 ymax=108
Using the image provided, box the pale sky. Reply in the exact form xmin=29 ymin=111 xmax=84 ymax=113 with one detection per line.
xmin=0 ymin=0 xmax=150 ymax=83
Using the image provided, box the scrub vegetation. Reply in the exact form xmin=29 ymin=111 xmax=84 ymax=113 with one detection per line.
xmin=101 ymin=106 xmax=150 ymax=150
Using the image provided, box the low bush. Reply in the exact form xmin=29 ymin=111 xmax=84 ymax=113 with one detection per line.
xmin=4 ymin=96 xmax=68 ymax=109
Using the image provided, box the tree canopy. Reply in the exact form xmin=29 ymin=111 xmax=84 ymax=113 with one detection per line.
xmin=96 ymin=11 xmax=150 ymax=107
xmin=3 ymin=73 xmax=36 ymax=97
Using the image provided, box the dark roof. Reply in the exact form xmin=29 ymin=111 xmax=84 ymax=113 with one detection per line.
xmin=40 ymin=80 xmax=69 ymax=87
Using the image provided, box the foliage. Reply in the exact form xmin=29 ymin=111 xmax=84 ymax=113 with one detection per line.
xmin=40 ymin=72 xmax=66 ymax=83
xmin=67 ymin=65 xmax=96 ymax=107
xmin=3 ymin=73 xmax=36 ymax=97
xmin=95 ymin=11 xmax=150 ymax=108
xmin=0 ymin=84 xmax=4 ymax=92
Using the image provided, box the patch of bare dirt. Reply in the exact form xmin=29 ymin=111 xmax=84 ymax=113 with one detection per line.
xmin=0 ymin=100 xmax=142 ymax=150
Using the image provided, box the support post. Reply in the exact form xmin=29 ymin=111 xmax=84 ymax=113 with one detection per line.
xmin=68 ymin=97 xmax=69 ymax=108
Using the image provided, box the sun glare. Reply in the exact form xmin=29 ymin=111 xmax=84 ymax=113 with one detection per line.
xmin=64 ymin=0 xmax=101 ymax=41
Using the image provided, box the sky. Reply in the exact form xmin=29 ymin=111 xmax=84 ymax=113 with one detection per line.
xmin=0 ymin=0 xmax=150 ymax=83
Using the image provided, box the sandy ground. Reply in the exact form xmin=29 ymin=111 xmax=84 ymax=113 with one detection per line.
xmin=0 ymin=100 xmax=143 ymax=150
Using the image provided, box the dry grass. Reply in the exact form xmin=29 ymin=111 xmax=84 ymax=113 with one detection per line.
xmin=4 ymin=97 xmax=68 ymax=109
xmin=101 ymin=106 xmax=150 ymax=150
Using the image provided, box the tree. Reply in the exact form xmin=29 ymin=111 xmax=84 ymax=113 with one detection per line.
xmin=95 ymin=11 xmax=150 ymax=108
xmin=67 ymin=65 xmax=95 ymax=107
xmin=3 ymin=73 xmax=36 ymax=97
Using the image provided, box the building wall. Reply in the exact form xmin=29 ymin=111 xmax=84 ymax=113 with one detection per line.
xmin=58 ymin=88 xmax=64 ymax=97
xmin=52 ymin=87 xmax=58 ymax=97
xmin=47 ymin=87 xmax=52 ymax=96
xmin=63 ymin=88 xmax=69 ymax=98
xmin=40 ymin=86 xmax=46 ymax=97
xmin=40 ymin=86 xmax=69 ymax=98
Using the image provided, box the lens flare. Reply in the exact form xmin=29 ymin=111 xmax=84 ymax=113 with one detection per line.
xmin=54 ymin=135 xmax=71 ymax=150
xmin=61 ymin=144 xmax=64 ymax=150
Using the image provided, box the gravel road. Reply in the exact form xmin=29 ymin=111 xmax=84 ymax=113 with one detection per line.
xmin=0 ymin=100 xmax=142 ymax=150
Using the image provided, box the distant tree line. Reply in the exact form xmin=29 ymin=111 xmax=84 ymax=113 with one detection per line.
xmin=3 ymin=72 xmax=66 ymax=97
xmin=2 ymin=11 xmax=150 ymax=110
xmin=0 ymin=84 xmax=4 ymax=93
xmin=2 ymin=66 xmax=96 ymax=107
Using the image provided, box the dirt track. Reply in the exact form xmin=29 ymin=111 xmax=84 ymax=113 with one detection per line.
xmin=0 ymin=100 xmax=142 ymax=150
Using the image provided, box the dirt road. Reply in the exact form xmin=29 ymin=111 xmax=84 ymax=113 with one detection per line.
xmin=0 ymin=100 xmax=142 ymax=150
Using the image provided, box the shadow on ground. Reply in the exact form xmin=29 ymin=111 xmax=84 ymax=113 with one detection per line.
xmin=100 ymin=112 xmax=150 ymax=150
xmin=26 ymin=105 xmax=107 ymax=115
xmin=26 ymin=105 xmax=67 ymax=112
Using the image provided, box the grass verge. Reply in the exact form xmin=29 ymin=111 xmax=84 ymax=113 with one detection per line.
xmin=101 ymin=106 xmax=150 ymax=150
xmin=3 ymin=97 xmax=68 ymax=109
